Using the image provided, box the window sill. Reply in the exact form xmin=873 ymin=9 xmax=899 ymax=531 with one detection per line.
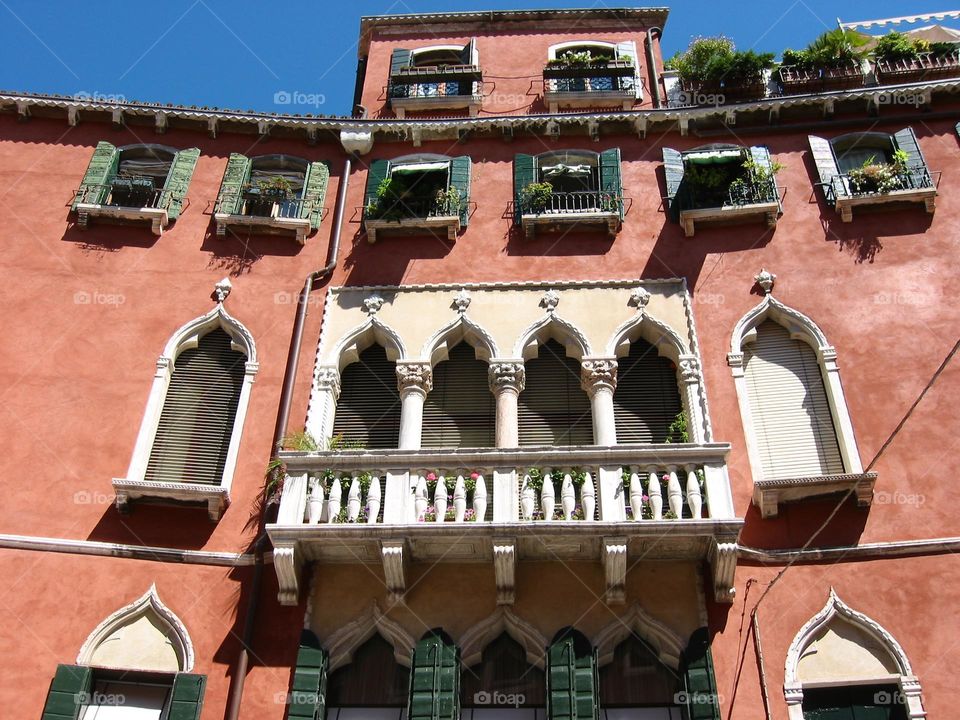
xmin=520 ymin=210 xmax=621 ymax=239
xmin=365 ymin=215 xmax=461 ymax=244
xmin=75 ymin=203 xmax=169 ymax=236
xmin=834 ymin=186 xmax=936 ymax=222
xmin=543 ymin=89 xmax=635 ymax=113
xmin=213 ymin=212 xmax=311 ymax=244
xmin=752 ymin=472 xmax=877 ymax=519
xmin=112 ymin=477 xmax=230 ymax=521
xmin=390 ymin=95 xmax=481 ymax=119
xmin=679 ymin=200 xmax=780 ymax=237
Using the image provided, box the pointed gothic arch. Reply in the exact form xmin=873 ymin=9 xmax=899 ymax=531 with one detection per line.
xmin=729 ymin=294 xmax=829 ymax=358
xmin=420 ymin=314 xmax=498 ymax=366
xmin=593 ymin=603 xmax=686 ymax=670
xmin=162 ymin=302 xmax=257 ymax=364
xmin=330 ymin=316 xmax=406 ymax=372
xmin=324 ymin=603 xmax=416 ymax=672
xmin=784 ymin=589 xmax=925 ymax=720
xmin=459 ymin=607 xmax=548 ymax=669
xmin=513 ymin=312 xmax=591 ymax=361
xmin=607 ymin=312 xmax=688 ymax=364
xmin=77 ymin=585 xmax=194 ymax=672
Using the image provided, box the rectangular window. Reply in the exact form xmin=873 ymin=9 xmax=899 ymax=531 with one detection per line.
xmin=81 ymin=680 xmax=171 ymax=720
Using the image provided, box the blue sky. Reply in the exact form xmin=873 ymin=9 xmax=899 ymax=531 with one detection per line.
xmin=0 ymin=1 xmax=954 ymax=115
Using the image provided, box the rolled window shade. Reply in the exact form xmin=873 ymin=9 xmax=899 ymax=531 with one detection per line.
xmin=332 ymin=344 xmax=401 ymax=449
xmin=518 ymin=340 xmax=592 ymax=446
xmin=421 ymin=343 xmax=494 ymax=449
xmin=744 ymin=321 xmax=844 ymax=480
xmin=613 ymin=339 xmax=683 ymax=443
xmin=144 ymin=328 xmax=246 ymax=486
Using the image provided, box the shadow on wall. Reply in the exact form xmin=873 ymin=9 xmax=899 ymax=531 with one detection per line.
xmin=200 ymin=221 xmax=306 ymax=277
xmin=341 ymin=218 xmax=454 ymax=287
xmin=60 ymin=218 xmax=161 ymax=252
xmin=86 ymin=502 xmax=217 ymax=549
xmin=737 ymin=493 xmax=870 ymax=549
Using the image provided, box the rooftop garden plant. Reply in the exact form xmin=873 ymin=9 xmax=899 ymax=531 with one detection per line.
xmin=873 ymin=32 xmax=957 ymax=63
xmin=781 ymin=29 xmax=869 ymax=70
xmin=666 ymin=36 xmax=775 ymax=89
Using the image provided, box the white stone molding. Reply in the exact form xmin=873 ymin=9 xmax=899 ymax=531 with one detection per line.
xmin=514 ymin=312 xmax=591 ymax=360
xmin=77 ymin=584 xmax=194 ymax=672
xmin=593 ymin=602 xmax=686 ymax=670
xmin=396 ymin=362 xmax=432 ymax=450
xmin=308 ymin=366 xmax=342 ymax=441
xmin=488 ymin=361 xmax=525 ymax=393
xmin=420 ymin=314 xmax=498 ymax=366
xmin=329 ymin=316 xmax=406 ymax=372
xmin=628 ymin=286 xmax=651 ymax=309
xmin=601 ymin=538 xmax=628 ymax=604
xmin=213 ymin=277 xmax=232 ymax=302
xmin=492 ymin=539 xmax=516 ymax=605
xmin=547 ymin=40 xmax=617 ymax=60
xmin=381 ymin=540 xmax=407 ymax=603
xmin=113 ymin=302 xmax=258 ymax=520
xmin=581 ymin=358 xmax=618 ymax=395
xmin=325 ymin=602 xmax=416 ymax=671
xmin=340 ymin=127 xmax=374 ymax=155
xmin=708 ymin=541 xmax=738 ymax=603
xmin=274 ymin=543 xmax=302 ymax=605
xmin=460 ymin=606 xmax=548 ymax=669
xmin=784 ymin=589 xmax=925 ymax=720
xmin=396 ymin=362 xmax=433 ymax=395
xmin=363 ymin=294 xmax=385 ymax=315
xmin=728 ymin=295 xmax=864 ymax=510
xmin=607 ymin=312 xmax=687 ymax=364
xmin=540 ymin=289 xmax=561 ymax=312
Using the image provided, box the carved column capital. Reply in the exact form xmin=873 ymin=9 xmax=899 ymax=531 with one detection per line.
xmin=488 ymin=361 xmax=525 ymax=393
xmin=581 ymin=358 xmax=618 ymax=396
xmin=396 ymin=362 xmax=432 ymax=396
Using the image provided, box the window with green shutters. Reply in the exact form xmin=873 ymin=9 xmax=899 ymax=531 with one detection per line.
xmin=679 ymin=628 xmax=720 ymax=720
xmin=42 ymin=664 xmax=92 ymax=720
xmin=661 ymin=144 xmax=779 ymax=215
xmin=364 ymin=155 xmax=472 ymax=227
xmin=72 ymin=142 xmax=199 ymax=218
xmin=514 ymin=149 xmax=623 ymax=218
xmin=408 ymin=630 xmax=460 ymax=720
xmin=802 ymin=685 xmax=908 ymax=720
xmin=547 ymin=629 xmax=598 ymax=720
xmin=290 ymin=630 xmax=328 ymax=720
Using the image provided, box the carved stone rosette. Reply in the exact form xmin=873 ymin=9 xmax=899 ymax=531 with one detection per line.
xmin=580 ymin=358 xmax=618 ymax=396
xmin=396 ymin=362 xmax=433 ymax=396
xmin=488 ymin=361 xmax=525 ymax=394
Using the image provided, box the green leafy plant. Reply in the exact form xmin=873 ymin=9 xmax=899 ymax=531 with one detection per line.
xmin=847 ymin=150 xmax=910 ymax=194
xmin=664 ymin=412 xmax=690 ymax=444
xmin=874 ymin=32 xmax=922 ymax=62
xmin=684 ymin=164 xmax=732 ymax=190
xmin=666 ymin=36 xmax=774 ymax=87
xmin=520 ymin=181 xmax=555 ymax=213
xmin=434 ymin=186 xmax=462 ymax=215
xmin=547 ymin=50 xmax=621 ymax=68
xmin=257 ymin=175 xmax=293 ymax=196
xmin=783 ymin=29 xmax=869 ymax=70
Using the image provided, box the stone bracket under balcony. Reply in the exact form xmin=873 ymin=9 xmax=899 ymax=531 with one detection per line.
xmin=112 ymin=477 xmax=230 ymax=521
xmin=679 ymin=200 xmax=780 ymax=237
xmin=752 ymin=472 xmax=877 ymax=519
xmin=214 ymin=212 xmax=311 ymax=244
xmin=76 ymin=202 xmax=169 ymax=235
xmin=365 ymin=215 xmax=460 ymax=243
xmin=390 ymin=94 xmax=482 ymax=119
xmin=543 ymin=89 xmax=635 ymax=114
xmin=834 ymin=187 xmax=936 ymax=223
xmin=520 ymin=210 xmax=621 ymax=239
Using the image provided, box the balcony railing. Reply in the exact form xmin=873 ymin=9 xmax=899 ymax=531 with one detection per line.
xmin=826 ymin=164 xmax=934 ymax=203
xmin=875 ymin=51 xmax=960 ymax=84
xmin=74 ymin=180 xmax=168 ymax=210
xmin=387 ymin=64 xmax=483 ymax=117
xmin=235 ymin=193 xmax=313 ymax=219
xmin=519 ymin=190 xmax=621 ymax=216
xmin=681 ymin=176 xmax=778 ymax=211
xmin=367 ymin=195 xmax=460 ymax=221
xmin=389 ymin=80 xmax=480 ymax=100
xmin=543 ymin=60 xmax=636 ymax=93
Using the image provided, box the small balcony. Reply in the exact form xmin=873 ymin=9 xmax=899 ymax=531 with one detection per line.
xmin=778 ymin=62 xmax=865 ymax=94
xmin=826 ymin=164 xmax=937 ymax=222
xmin=679 ymin=176 xmax=780 ymax=237
xmin=365 ymin=193 xmax=462 ymax=244
xmin=74 ymin=177 xmax=170 ymax=235
xmin=542 ymin=60 xmax=637 ymax=112
xmin=214 ymin=189 xmax=314 ymax=244
xmin=875 ymin=51 xmax=960 ymax=85
xmin=388 ymin=64 xmax=483 ymax=118
xmin=267 ymin=444 xmax=741 ymax=606
xmin=517 ymin=188 xmax=622 ymax=238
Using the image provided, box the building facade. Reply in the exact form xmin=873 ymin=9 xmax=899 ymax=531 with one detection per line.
xmin=2 ymin=7 xmax=957 ymax=720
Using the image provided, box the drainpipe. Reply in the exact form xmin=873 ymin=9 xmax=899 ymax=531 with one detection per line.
xmin=646 ymin=27 xmax=663 ymax=109
xmin=224 ymin=156 xmax=351 ymax=720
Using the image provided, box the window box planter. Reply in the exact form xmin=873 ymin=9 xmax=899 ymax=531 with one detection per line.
xmin=875 ymin=51 xmax=960 ymax=84
xmin=832 ymin=180 xmax=937 ymax=222
xmin=681 ymin=78 xmax=767 ymax=103
xmin=778 ymin=62 xmax=865 ymax=93
xmin=75 ymin=177 xmax=168 ymax=234
xmin=365 ymin=214 xmax=461 ymax=244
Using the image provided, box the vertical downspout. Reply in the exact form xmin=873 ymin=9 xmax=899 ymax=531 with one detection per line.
xmin=646 ymin=27 xmax=663 ymax=109
xmin=224 ymin=155 xmax=352 ymax=720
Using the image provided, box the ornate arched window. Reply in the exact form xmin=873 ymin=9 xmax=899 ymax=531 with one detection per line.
xmin=461 ymin=632 xmax=545 ymax=717
xmin=328 ymin=634 xmax=411 ymax=716
xmin=519 ymin=339 xmax=592 ymax=446
xmin=332 ymin=344 xmax=402 ymax=449
xmin=613 ymin=338 xmax=683 ymax=443
xmin=113 ymin=298 xmax=257 ymax=520
xmin=422 ymin=342 xmax=495 ymax=448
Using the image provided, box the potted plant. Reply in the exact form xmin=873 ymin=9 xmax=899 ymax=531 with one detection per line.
xmin=519 ymin=181 xmax=554 ymax=214
xmin=244 ymin=175 xmax=293 ymax=216
xmin=874 ymin=32 xmax=960 ymax=83
xmin=779 ymin=29 xmax=868 ymax=93
xmin=433 ymin=186 xmax=462 ymax=217
xmin=845 ymin=150 xmax=912 ymax=195
xmin=110 ymin=174 xmax=156 ymax=207
xmin=665 ymin=36 xmax=775 ymax=102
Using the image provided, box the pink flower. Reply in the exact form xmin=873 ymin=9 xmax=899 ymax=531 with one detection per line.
xmin=661 ymin=474 xmax=670 ymax=483
xmin=426 ymin=471 xmax=437 ymax=481
xmin=470 ymin=471 xmax=479 ymax=480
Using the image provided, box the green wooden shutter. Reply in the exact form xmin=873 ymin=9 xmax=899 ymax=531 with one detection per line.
xmin=808 ymin=135 xmax=844 ymax=205
xmin=290 ymin=630 xmax=328 ymax=720
xmin=408 ymin=632 xmax=460 ymax=720
xmin=301 ymin=161 xmax=331 ymax=230
xmin=546 ymin=635 xmax=598 ymax=720
xmin=41 ymin=664 xmax=93 ymax=720
xmin=73 ymin=141 xmax=118 ymax=210
xmin=391 ymin=49 xmax=413 ymax=75
xmin=514 ymin=153 xmax=536 ymax=218
xmin=680 ymin=628 xmax=720 ymax=720
xmin=215 ymin=153 xmax=252 ymax=216
xmin=893 ymin=127 xmax=927 ymax=170
xmin=599 ymin=147 xmax=624 ymax=218
xmin=449 ymin=156 xmax=472 ymax=226
xmin=161 ymin=147 xmax=200 ymax=220
xmin=168 ymin=673 xmax=206 ymax=720
xmin=662 ymin=147 xmax=685 ymax=218
xmin=364 ymin=159 xmax=391 ymax=220
xmin=615 ymin=40 xmax=642 ymax=98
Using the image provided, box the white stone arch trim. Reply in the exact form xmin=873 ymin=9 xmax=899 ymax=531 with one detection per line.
xmin=593 ymin=603 xmax=686 ymax=671
xmin=459 ymin=607 xmax=548 ymax=669
xmin=115 ymin=302 xmax=258 ymax=520
xmin=411 ymin=45 xmax=466 ymax=58
xmin=513 ymin=313 xmax=591 ymax=361
xmin=784 ymin=589 xmax=924 ymax=720
xmin=325 ymin=602 xmax=416 ymax=672
xmin=727 ymin=294 xmax=863 ymax=477
xmin=330 ymin=316 xmax=406 ymax=372
xmin=77 ymin=584 xmax=194 ymax=672
xmin=420 ymin=314 xmax=499 ymax=366
xmin=548 ymin=40 xmax=617 ymax=59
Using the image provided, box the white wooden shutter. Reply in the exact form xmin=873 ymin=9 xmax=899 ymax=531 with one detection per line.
xmin=613 ymin=340 xmax=683 ymax=443
xmin=615 ymin=40 xmax=642 ymax=99
xmin=332 ymin=344 xmax=401 ymax=449
xmin=421 ymin=343 xmax=494 ymax=448
xmin=144 ymin=328 xmax=246 ymax=485
xmin=743 ymin=322 xmax=843 ymax=480
xmin=518 ymin=340 xmax=592 ymax=446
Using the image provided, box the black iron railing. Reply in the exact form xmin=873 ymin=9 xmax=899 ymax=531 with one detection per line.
xmin=543 ymin=61 xmax=636 ymax=94
xmin=825 ymin=165 xmax=934 ymax=202
xmin=367 ymin=195 xmax=461 ymax=221
xmin=74 ymin=179 xmax=167 ymax=210
xmin=519 ymin=190 xmax=621 ymax=216
xmin=389 ymin=64 xmax=482 ymax=100
xmin=681 ymin=176 xmax=778 ymax=211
